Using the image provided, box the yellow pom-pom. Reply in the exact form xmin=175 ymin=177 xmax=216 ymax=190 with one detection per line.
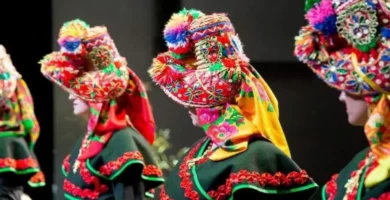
xmin=59 ymin=19 xmax=90 ymax=41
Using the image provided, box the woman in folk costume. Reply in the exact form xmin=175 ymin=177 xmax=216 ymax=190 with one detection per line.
xmin=39 ymin=19 xmax=164 ymax=200
xmin=0 ymin=45 xmax=45 ymax=199
xmin=149 ymin=9 xmax=319 ymax=200
xmin=294 ymin=0 xmax=390 ymax=199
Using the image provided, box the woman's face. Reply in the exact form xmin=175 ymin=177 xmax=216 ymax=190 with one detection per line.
xmin=339 ymin=91 xmax=369 ymax=126
xmin=188 ymin=107 xmax=200 ymax=127
xmin=68 ymin=94 xmax=90 ymax=119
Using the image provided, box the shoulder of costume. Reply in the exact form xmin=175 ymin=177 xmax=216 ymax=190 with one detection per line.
xmin=224 ymin=138 xmax=318 ymax=196
xmin=80 ymin=127 xmax=165 ymax=193
xmin=84 ymin=128 xmax=163 ymax=181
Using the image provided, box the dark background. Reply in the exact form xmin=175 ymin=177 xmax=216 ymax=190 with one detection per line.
xmin=1 ymin=0 xmax=367 ymax=199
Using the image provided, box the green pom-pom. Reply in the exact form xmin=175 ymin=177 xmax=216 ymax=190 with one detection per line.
xmin=63 ymin=19 xmax=90 ymax=29
xmin=355 ymin=39 xmax=378 ymax=53
xmin=179 ymin=8 xmax=204 ymax=20
xmin=304 ymin=0 xmax=321 ymax=12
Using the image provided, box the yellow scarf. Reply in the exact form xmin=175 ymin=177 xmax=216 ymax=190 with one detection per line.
xmin=351 ymin=53 xmax=390 ymax=187
xmin=197 ymin=65 xmax=291 ymax=161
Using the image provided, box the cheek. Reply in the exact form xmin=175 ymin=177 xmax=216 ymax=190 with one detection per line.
xmin=345 ymin=97 xmax=368 ymax=119
xmin=75 ymin=100 xmax=89 ymax=112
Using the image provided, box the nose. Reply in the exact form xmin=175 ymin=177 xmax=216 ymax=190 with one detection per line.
xmin=68 ymin=94 xmax=76 ymax=101
xmin=339 ymin=92 xmax=346 ymax=102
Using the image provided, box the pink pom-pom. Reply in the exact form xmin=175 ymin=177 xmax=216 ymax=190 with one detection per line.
xmin=305 ymin=0 xmax=335 ymax=26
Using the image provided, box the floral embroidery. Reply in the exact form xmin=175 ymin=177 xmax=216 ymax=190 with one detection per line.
xmin=202 ymin=106 xmax=244 ymax=147
xmin=63 ymin=179 xmax=102 ymax=200
xmin=336 ymin=1 xmax=379 ymax=52
xmin=240 ymin=81 xmax=253 ymax=97
xmin=251 ymin=77 xmax=270 ymax=102
xmin=206 ymin=122 xmax=238 ymax=145
xmin=346 ymin=66 xmax=375 ymax=93
xmin=29 ymin=171 xmax=45 ymax=184
xmin=63 ymin=162 xmax=109 ymax=199
xmin=0 ymin=157 xmax=39 ymax=170
xmin=322 ymin=60 xmax=348 ymax=83
xmin=87 ymin=46 xmax=113 ymax=69
xmin=143 ymin=165 xmax=163 ymax=177
xmin=63 ymin=155 xmax=70 ymax=174
xmin=98 ymin=151 xmax=144 ymax=176
xmin=325 ymin=174 xmax=339 ymax=200
xmin=160 ymin=139 xmax=311 ymax=200
xmin=197 ymin=107 xmax=220 ymax=125
xmin=160 ymin=186 xmax=173 ymax=200
xmin=369 ymin=192 xmax=390 ymax=200
xmin=324 ymin=152 xmax=380 ymax=200
xmin=63 ymin=151 xmax=162 ymax=199
xmin=207 ymin=170 xmax=309 ymax=199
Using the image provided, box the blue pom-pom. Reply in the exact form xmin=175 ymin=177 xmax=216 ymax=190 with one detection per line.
xmin=164 ymin=29 xmax=189 ymax=47
xmin=64 ymin=41 xmax=81 ymax=52
xmin=314 ymin=14 xmax=337 ymax=35
xmin=381 ymin=27 xmax=390 ymax=38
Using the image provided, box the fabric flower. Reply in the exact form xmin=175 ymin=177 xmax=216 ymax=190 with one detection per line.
xmin=196 ymin=107 xmax=220 ymax=125
xmin=206 ymin=122 xmax=238 ymax=145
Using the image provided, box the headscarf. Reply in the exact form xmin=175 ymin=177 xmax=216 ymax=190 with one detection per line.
xmin=149 ymin=9 xmax=290 ymax=161
xmin=0 ymin=45 xmax=43 ymax=184
xmin=0 ymin=45 xmax=40 ymax=149
xmin=294 ymin=0 xmax=390 ymax=187
xmin=40 ymin=19 xmax=156 ymax=163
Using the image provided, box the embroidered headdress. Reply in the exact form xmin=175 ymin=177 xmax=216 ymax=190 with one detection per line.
xmin=150 ymin=9 xmax=290 ymax=161
xmin=40 ymin=19 xmax=156 ymax=169
xmin=295 ymin=0 xmax=390 ymax=188
xmin=0 ymin=45 xmax=44 ymax=186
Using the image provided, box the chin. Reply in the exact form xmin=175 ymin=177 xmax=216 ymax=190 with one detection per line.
xmin=348 ymin=118 xmax=365 ymax=126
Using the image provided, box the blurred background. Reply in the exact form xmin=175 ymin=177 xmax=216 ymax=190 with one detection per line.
xmin=0 ymin=0 xmax=366 ymax=199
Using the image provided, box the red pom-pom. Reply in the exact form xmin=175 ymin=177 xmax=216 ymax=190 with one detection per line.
xmin=149 ymin=53 xmax=186 ymax=85
xmin=169 ymin=42 xmax=193 ymax=55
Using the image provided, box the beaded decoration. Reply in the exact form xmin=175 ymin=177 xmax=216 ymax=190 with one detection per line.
xmin=150 ymin=11 xmax=248 ymax=107
xmin=41 ymin=20 xmax=129 ymax=102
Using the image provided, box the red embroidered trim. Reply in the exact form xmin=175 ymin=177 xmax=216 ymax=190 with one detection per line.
xmin=63 ymin=151 xmax=161 ymax=199
xmin=143 ymin=165 xmax=163 ymax=177
xmin=0 ymin=158 xmax=38 ymax=170
xmin=63 ymin=155 xmax=70 ymax=174
xmin=325 ymin=174 xmax=338 ymax=200
xmin=98 ymin=151 xmax=144 ymax=176
xmin=29 ymin=171 xmax=45 ymax=183
xmin=63 ymin=162 xmax=109 ymax=200
xmin=324 ymin=152 xmax=379 ymax=200
xmin=160 ymin=139 xmax=311 ymax=200
xmin=63 ymin=179 xmax=101 ymax=200
xmin=207 ymin=170 xmax=309 ymax=199
xmin=160 ymin=186 xmax=173 ymax=200
xmin=369 ymin=192 xmax=390 ymax=200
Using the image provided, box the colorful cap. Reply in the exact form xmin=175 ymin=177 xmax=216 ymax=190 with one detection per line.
xmin=0 ymin=45 xmax=21 ymax=105
xmin=294 ymin=0 xmax=390 ymax=96
xmin=149 ymin=9 xmax=250 ymax=107
xmin=40 ymin=19 xmax=129 ymax=102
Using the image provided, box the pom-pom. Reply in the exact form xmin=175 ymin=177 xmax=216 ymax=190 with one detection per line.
xmin=39 ymin=52 xmax=69 ymax=68
xmin=163 ymin=8 xmax=205 ymax=55
xmin=294 ymin=26 xmax=329 ymax=64
xmin=149 ymin=52 xmax=186 ymax=85
xmin=304 ymin=0 xmax=321 ymax=12
xmin=306 ymin=0 xmax=336 ymax=35
xmin=381 ymin=27 xmax=390 ymax=38
xmin=40 ymin=52 xmax=81 ymax=84
xmin=58 ymin=19 xmax=90 ymax=52
xmin=313 ymin=14 xmax=337 ymax=35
